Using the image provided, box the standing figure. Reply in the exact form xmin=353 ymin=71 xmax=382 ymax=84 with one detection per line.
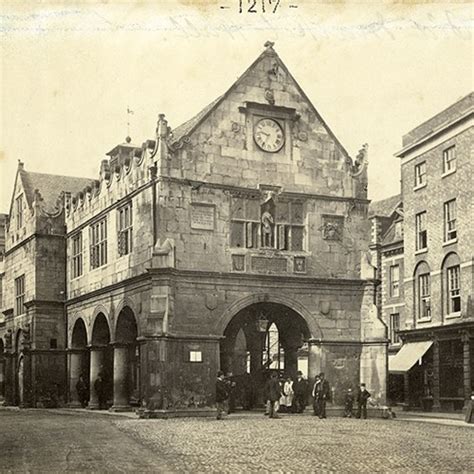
xmin=265 ymin=372 xmax=282 ymax=419
xmin=76 ymin=374 xmax=89 ymax=408
xmin=293 ymin=371 xmax=308 ymax=413
xmin=315 ymin=373 xmax=330 ymax=419
xmin=282 ymin=377 xmax=294 ymax=413
xmin=344 ymin=388 xmax=354 ymax=418
xmin=311 ymin=375 xmax=321 ymax=416
xmin=94 ymin=373 xmax=107 ymax=410
xmin=216 ymin=370 xmax=229 ymax=420
xmin=225 ymin=372 xmax=237 ymax=414
xmin=357 ymin=383 xmax=371 ymax=419
xmin=261 ymin=210 xmax=274 ymax=247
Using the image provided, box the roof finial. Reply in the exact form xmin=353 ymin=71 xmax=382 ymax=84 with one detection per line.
xmin=264 ymin=40 xmax=275 ymax=51
xmin=126 ymin=106 xmax=134 ymax=140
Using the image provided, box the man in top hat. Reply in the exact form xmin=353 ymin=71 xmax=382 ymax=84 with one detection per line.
xmin=356 ymin=383 xmax=371 ymax=419
xmin=314 ymin=372 xmax=330 ymax=419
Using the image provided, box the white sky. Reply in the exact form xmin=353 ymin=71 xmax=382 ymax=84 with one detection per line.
xmin=1 ymin=2 xmax=472 ymax=213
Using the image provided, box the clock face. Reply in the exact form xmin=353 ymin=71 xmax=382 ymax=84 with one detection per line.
xmin=254 ymin=118 xmax=285 ymax=153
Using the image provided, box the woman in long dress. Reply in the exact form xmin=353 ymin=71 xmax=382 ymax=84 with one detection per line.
xmin=282 ymin=377 xmax=294 ymax=413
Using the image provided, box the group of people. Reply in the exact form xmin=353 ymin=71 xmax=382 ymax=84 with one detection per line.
xmin=216 ymin=369 xmax=372 ymax=420
xmin=75 ymin=372 xmax=109 ymax=410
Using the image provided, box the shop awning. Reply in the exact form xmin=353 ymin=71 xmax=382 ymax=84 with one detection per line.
xmin=389 ymin=340 xmax=433 ymax=374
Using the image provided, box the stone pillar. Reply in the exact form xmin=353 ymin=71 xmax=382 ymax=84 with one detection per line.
xmin=432 ymin=339 xmax=441 ymax=411
xmin=0 ymin=355 xmax=4 ymax=404
xmin=283 ymin=345 xmax=299 ymax=378
xmin=462 ymin=333 xmax=472 ymax=410
xmin=308 ymin=341 xmax=323 ymax=384
xmin=68 ymin=349 xmax=84 ymax=408
xmin=88 ymin=346 xmax=104 ymax=409
xmin=3 ymin=353 xmax=14 ymax=406
xmin=111 ymin=343 xmax=130 ymax=411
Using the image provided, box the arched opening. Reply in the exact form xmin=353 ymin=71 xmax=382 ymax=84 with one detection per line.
xmin=71 ymin=318 xmax=88 ymax=348
xmin=441 ymin=252 xmax=461 ymax=317
xmin=69 ymin=318 xmax=90 ymax=408
xmin=220 ymin=302 xmax=311 ymax=409
xmin=90 ymin=313 xmax=113 ymax=409
xmin=413 ymin=261 xmax=431 ymax=322
xmin=113 ymin=307 xmax=139 ymax=410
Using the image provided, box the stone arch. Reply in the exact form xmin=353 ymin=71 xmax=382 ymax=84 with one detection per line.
xmin=14 ymin=329 xmax=23 ymax=353
xmin=115 ymin=298 xmax=140 ymax=339
xmin=216 ymin=292 xmax=323 ymax=340
xmin=91 ymin=313 xmax=111 ymax=346
xmin=71 ymin=318 xmax=88 ymax=349
xmin=115 ymin=306 xmax=138 ymax=344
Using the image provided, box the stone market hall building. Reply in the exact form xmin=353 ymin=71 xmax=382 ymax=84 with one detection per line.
xmin=1 ymin=43 xmax=387 ymax=410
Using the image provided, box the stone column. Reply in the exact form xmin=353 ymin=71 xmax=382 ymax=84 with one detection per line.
xmin=0 ymin=355 xmax=4 ymax=404
xmin=308 ymin=340 xmax=323 ymax=384
xmin=88 ymin=346 xmax=104 ymax=409
xmin=283 ymin=345 xmax=299 ymax=378
xmin=111 ymin=343 xmax=130 ymax=411
xmin=3 ymin=353 xmax=14 ymax=406
xmin=432 ymin=339 xmax=441 ymax=411
xmin=68 ymin=349 xmax=85 ymax=408
xmin=462 ymin=333 xmax=472 ymax=410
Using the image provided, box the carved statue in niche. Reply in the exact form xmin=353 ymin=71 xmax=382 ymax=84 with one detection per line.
xmin=261 ymin=199 xmax=275 ymax=247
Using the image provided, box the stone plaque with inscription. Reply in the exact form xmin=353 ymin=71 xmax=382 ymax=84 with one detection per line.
xmin=251 ymin=256 xmax=287 ymax=273
xmin=191 ymin=203 xmax=215 ymax=230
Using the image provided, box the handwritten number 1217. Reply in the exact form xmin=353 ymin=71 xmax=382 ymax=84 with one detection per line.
xmin=239 ymin=0 xmax=281 ymax=13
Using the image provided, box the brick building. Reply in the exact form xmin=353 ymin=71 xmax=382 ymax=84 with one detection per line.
xmin=372 ymin=92 xmax=474 ymax=411
xmin=2 ymin=43 xmax=387 ymax=410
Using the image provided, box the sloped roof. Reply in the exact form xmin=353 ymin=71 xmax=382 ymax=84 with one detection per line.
xmin=401 ymin=92 xmax=473 ymax=149
xmin=369 ymin=194 xmax=402 ymax=218
xmin=170 ymin=45 xmax=350 ymax=159
xmin=21 ymin=170 xmax=94 ymax=213
xmin=172 ymin=96 xmax=222 ymax=144
xmin=381 ymin=221 xmax=403 ymax=247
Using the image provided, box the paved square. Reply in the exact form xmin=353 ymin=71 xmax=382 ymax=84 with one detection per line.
xmin=1 ymin=409 xmax=473 ymax=472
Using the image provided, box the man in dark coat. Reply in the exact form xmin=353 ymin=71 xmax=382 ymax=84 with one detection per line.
xmin=265 ymin=372 xmax=282 ymax=419
xmin=356 ymin=383 xmax=371 ymax=419
xmin=315 ymin=372 xmax=330 ymax=419
xmin=76 ymin=374 xmax=89 ymax=408
xmin=94 ymin=373 xmax=107 ymax=410
xmin=225 ymin=372 xmax=237 ymax=414
xmin=216 ymin=370 xmax=229 ymax=420
xmin=292 ymin=371 xmax=308 ymax=413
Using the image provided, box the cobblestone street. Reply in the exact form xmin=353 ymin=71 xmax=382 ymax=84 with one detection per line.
xmin=1 ymin=409 xmax=473 ymax=472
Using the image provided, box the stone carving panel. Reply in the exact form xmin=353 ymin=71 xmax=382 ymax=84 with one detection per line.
xmin=191 ymin=203 xmax=215 ymax=230
xmin=251 ymin=256 xmax=287 ymax=273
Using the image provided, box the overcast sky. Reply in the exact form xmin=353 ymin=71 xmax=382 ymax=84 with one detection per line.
xmin=1 ymin=2 xmax=472 ymax=213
